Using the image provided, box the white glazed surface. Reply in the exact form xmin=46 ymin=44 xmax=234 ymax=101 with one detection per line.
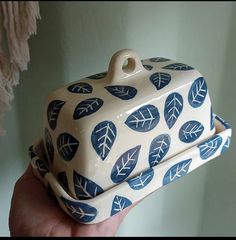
xmin=30 ymin=114 xmax=231 ymax=224
xmin=42 ymin=49 xmax=215 ymax=201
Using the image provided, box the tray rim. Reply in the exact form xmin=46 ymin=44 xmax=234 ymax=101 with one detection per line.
xmin=30 ymin=113 xmax=232 ymax=224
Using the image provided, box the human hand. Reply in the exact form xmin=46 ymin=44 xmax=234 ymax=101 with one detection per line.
xmin=9 ymin=164 xmax=135 ymax=237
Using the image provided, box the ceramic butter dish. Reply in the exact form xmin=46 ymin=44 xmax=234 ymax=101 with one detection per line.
xmin=29 ymin=49 xmax=232 ymax=224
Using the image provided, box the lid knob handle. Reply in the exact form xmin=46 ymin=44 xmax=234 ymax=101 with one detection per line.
xmin=107 ymin=49 xmax=147 ymax=83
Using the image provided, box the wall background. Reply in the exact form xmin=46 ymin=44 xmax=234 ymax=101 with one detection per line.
xmin=0 ymin=1 xmax=235 ymax=236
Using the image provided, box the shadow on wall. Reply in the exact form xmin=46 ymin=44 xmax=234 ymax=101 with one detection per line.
xmin=14 ymin=2 xmax=129 ymax=166
xmin=200 ymin=3 xmax=236 ymax=236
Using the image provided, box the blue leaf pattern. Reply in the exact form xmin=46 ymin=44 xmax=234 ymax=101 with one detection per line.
xmin=110 ymin=195 xmax=132 ymax=216
xmin=47 ymin=100 xmax=65 ymax=130
xmin=150 ymin=72 xmax=171 ymax=90
xmin=35 ymin=159 xmax=49 ymax=178
xmin=210 ymin=106 xmax=214 ymax=130
xmin=111 ymin=145 xmax=141 ymax=183
xmin=163 ymin=159 xmax=192 ymax=185
xmin=143 ymin=64 xmax=153 ymax=71
xmin=179 ymin=120 xmax=204 ymax=143
xmin=125 ymin=104 xmax=160 ymax=132
xmin=164 ymin=92 xmax=183 ymax=129
xmin=104 ymin=85 xmax=137 ymax=100
xmin=91 ymin=121 xmax=116 ymax=160
xmin=149 ymin=57 xmax=170 ymax=62
xmin=198 ymin=135 xmax=223 ymax=160
xmin=149 ymin=134 xmax=171 ymax=167
xmin=73 ymin=98 xmax=103 ymax=120
xmin=127 ymin=168 xmax=154 ymax=190
xmin=87 ymin=72 xmax=107 ymax=79
xmin=188 ymin=77 xmax=208 ymax=108
xmin=57 ymin=133 xmax=79 ymax=161
xmin=57 ymin=171 xmax=69 ymax=192
xmin=162 ymin=63 xmax=194 ymax=71
xmin=61 ymin=197 xmax=97 ymax=223
xmin=45 ymin=128 xmax=54 ymax=163
xmin=67 ymin=82 xmax=93 ymax=94
xmin=73 ymin=170 xmax=104 ymax=200
xmin=221 ymin=137 xmax=231 ymax=155
xmin=215 ymin=115 xmax=231 ymax=129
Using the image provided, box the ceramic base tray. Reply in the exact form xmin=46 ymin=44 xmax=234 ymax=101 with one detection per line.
xmin=29 ymin=114 xmax=231 ymax=224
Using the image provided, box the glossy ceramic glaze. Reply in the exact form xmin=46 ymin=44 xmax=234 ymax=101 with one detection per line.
xmin=30 ymin=114 xmax=231 ymax=224
xmin=42 ymin=49 xmax=215 ymax=200
xmin=29 ymin=49 xmax=232 ymax=224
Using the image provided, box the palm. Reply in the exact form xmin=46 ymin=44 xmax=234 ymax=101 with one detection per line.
xmin=9 ymin=165 xmax=133 ymax=236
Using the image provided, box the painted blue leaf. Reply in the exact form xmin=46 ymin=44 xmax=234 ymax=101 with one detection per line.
xmin=45 ymin=128 xmax=54 ymax=163
xmin=73 ymin=98 xmax=103 ymax=120
xmin=127 ymin=168 xmax=154 ymax=190
xmin=57 ymin=171 xmax=69 ymax=192
xmin=111 ymin=145 xmax=141 ymax=183
xmin=91 ymin=121 xmax=117 ymax=160
xmin=47 ymin=100 xmax=65 ymax=130
xmin=67 ymin=82 xmax=93 ymax=94
xmin=179 ymin=120 xmax=204 ymax=143
xmin=110 ymin=195 xmax=132 ymax=216
xmin=35 ymin=158 xmax=49 ymax=178
xmin=210 ymin=106 xmax=214 ymax=130
xmin=57 ymin=133 xmax=79 ymax=161
xmin=73 ymin=170 xmax=104 ymax=200
xmin=164 ymin=92 xmax=183 ymax=129
xmin=162 ymin=63 xmax=194 ymax=71
xmin=163 ymin=159 xmax=192 ymax=185
xmin=149 ymin=134 xmax=171 ymax=167
xmin=198 ymin=135 xmax=223 ymax=160
xmin=149 ymin=57 xmax=170 ymax=62
xmin=143 ymin=64 xmax=153 ymax=71
xmin=221 ymin=137 xmax=231 ymax=155
xmin=104 ymin=85 xmax=137 ymax=100
xmin=125 ymin=104 xmax=160 ymax=132
xmin=150 ymin=72 xmax=171 ymax=90
xmin=215 ymin=115 xmax=231 ymax=129
xmin=28 ymin=145 xmax=37 ymax=159
xmin=87 ymin=71 xmax=107 ymax=79
xmin=61 ymin=197 xmax=97 ymax=223
xmin=188 ymin=77 xmax=208 ymax=108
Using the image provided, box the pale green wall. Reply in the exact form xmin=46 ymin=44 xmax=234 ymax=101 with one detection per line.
xmin=0 ymin=1 xmax=235 ymax=236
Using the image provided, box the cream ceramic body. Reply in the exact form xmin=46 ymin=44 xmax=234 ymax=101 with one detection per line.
xmin=43 ymin=49 xmax=215 ymax=200
xmin=31 ymin=114 xmax=231 ymax=224
xmin=29 ymin=49 xmax=232 ymax=224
